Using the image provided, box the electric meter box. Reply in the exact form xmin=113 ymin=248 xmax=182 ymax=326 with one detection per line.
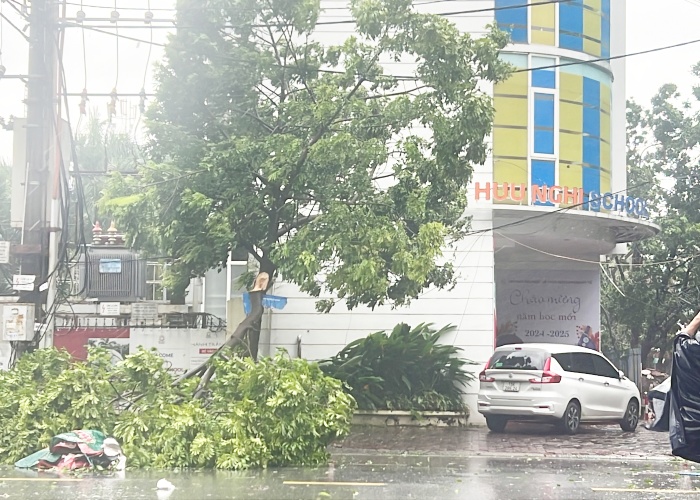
xmin=2 ymin=304 xmax=35 ymax=341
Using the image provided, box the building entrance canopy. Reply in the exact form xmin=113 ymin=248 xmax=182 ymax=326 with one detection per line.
xmin=491 ymin=206 xmax=660 ymax=260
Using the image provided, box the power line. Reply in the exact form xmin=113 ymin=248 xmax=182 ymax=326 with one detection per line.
xmin=0 ymin=11 xmax=29 ymax=41
xmin=57 ymin=0 xmax=571 ymax=27
xmin=57 ymin=21 xmax=700 ymax=85
xmin=59 ymin=0 xmax=175 ymax=11
xmin=513 ymin=37 xmax=700 ymax=74
xmin=62 ymin=21 xmax=166 ymax=46
xmin=60 ymin=0 xmax=572 ymax=30
xmin=496 ymin=231 xmax=700 ymax=269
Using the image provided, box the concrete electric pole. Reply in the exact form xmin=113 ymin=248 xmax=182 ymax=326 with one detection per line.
xmin=14 ymin=0 xmax=60 ymax=356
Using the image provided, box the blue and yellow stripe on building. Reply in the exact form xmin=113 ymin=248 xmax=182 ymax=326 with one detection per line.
xmin=492 ymin=55 xmax=528 ymax=203
xmin=496 ymin=0 xmax=610 ymax=58
xmin=492 ymin=58 xmax=612 ymax=207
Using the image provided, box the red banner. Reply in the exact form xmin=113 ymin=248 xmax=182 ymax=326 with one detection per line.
xmin=54 ymin=327 xmax=130 ymax=361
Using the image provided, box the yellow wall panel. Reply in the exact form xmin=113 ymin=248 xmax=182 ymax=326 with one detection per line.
xmin=600 ymin=112 xmax=611 ymax=143
xmin=583 ymin=38 xmax=601 ymax=57
xmin=584 ymin=0 xmax=601 ymax=9
xmin=600 ymin=140 xmax=611 ymax=170
xmin=532 ymin=3 xmax=555 ymax=27
xmin=494 ymin=96 xmax=528 ymax=127
xmin=599 ymin=171 xmax=611 ymax=213
xmin=494 ymin=158 xmax=528 ymax=185
xmin=560 ymin=73 xmax=583 ymax=102
xmin=493 ymin=127 xmax=528 ymax=157
xmin=583 ymin=9 xmax=602 ymax=40
xmin=559 ymin=162 xmax=582 ymax=188
xmin=600 ymin=171 xmax=611 ymax=194
xmin=495 ymin=72 xmax=528 ymax=97
xmin=560 ymin=101 xmax=583 ymax=132
xmin=531 ymin=29 xmax=555 ymax=46
xmin=560 ymin=130 xmax=582 ymax=163
xmin=600 ymin=85 xmax=611 ymax=113
xmin=531 ymin=3 xmax=555 ymax=46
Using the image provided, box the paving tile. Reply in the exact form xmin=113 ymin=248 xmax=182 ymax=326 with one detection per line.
xmin=331 ymin=423 xmax=673 ymax=459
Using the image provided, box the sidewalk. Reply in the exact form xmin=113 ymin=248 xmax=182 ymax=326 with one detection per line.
xmin=330 ymin=423 xmax=675 ymax=461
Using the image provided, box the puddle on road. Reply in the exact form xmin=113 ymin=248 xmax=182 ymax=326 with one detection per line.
xmin=0 ymin=458 xmax=697 ymax=500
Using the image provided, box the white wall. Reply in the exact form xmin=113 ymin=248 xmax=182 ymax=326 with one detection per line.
xmin=610 ymin=0 xmax=627 ymax=196
xmin=265 ymin=209 xmax=496 ymax=422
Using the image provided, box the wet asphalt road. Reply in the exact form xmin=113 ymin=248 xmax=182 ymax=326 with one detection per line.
xmin=2 ymin=456 xmax=700 ymax=500
xmin=2 ymin=425 xmax=697 ymax=499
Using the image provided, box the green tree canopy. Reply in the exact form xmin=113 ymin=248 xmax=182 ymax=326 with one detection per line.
xmin=73 ymin=110 xmax=143 ymax=238
xmin=602 ymin=78 xmax=700 ymax=366
xmin=102 ymin=0 xmax=511 ymax=312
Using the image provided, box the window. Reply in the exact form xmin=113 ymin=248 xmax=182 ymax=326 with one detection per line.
xmin=488 ymin=349 xmax=548 ymax=370
xmin=531 ymin=57 xmax=556 ymax=89
xmin=582 ymin=76 xmax=602 ymax=209
xmin=559 ymin=0 xmax=583 ymax=51
xmin=146 ymin=262 xmax=168 ymax=301
xmin=569 ymin=352 xmax=596 ymax=375
xmin=495 ymin=0 xmax=528 ymax=44
xmin=531 ymin=159 xmax=555 ymax=206
xmin=601 ymin=0 xmax=611 ymax=58
xmin=552 ymin=352 xmax=574 ymax=372
xmin=533 ymin=93 xmax=555 ymax=154
xmin=592 ymin=355 xmax=620 ymax=379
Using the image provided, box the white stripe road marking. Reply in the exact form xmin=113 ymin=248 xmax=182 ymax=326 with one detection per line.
xmin=591 ymin=488 xmax=700 ymax=494
xmin=283 ymin=480 xmax=386 ymax=487
xmin=0 ymin=478 xmax=83 ymax=482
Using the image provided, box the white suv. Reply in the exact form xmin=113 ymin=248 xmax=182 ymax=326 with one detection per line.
xmin=477 ymin=343 xmax=641 ymax=434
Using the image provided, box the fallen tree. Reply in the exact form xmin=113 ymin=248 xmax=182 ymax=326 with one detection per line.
xmin=0 ymin=344 xmax=355 ymax=469
xmin=178 ymin=272 xmax=269 ymax=399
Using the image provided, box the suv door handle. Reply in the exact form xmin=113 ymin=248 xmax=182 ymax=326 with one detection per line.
xmin=578 ymin=377 xmax=584 ymax=382
xmin=604 ymin=382 xmax=610 ymax=386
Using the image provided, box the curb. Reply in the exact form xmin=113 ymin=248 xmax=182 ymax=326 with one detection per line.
xmin=329 ymin=449 xmax=678 ymax=463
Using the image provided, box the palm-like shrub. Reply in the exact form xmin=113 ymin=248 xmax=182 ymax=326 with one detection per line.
xmin=319 ymin=323 xmax=474 ymax=412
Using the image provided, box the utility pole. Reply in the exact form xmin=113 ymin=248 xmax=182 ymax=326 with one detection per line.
xmin=15 ymin=0 xmax=59 ymax=355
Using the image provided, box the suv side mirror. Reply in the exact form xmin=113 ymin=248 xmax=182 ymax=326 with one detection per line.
xmin=618 ymin=370 xmax=625 ymax=379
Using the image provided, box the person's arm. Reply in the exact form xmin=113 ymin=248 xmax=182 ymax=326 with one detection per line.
xmin=682 ymin=310 xmax=700 ymax=337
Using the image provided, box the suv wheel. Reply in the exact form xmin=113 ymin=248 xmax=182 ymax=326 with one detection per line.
xmin=486 ymin=415 xmax=508 ymax=433
xmin=620 ymin=399 xmax=640 ymax=432
xmin=559 ymin=400 xmax=581 ymax=435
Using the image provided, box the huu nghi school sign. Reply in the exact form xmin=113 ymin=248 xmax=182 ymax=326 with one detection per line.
xmin=474 ymin=182 xmax=650 ymax=218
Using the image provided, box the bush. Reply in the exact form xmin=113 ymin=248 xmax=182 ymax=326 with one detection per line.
xmin=319 ymin=323 xmax=474 ymax=412
xmin=0 ymin=347 xmax=355 ymax=469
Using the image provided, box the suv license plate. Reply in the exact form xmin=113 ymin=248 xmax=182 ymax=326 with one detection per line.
xmin=503 ymin=382 xmax=520 ymax=392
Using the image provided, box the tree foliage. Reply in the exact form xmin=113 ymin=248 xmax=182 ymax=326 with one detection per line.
xmin=0 ymin=347 xmax=355 ymax=469
xmin=74 ymin=110 xmax=143 ymax=232
xmin=101 ymin=0 xmax=511 ymax=312
xmin=602 ymin=75 xmax=700 ymax=366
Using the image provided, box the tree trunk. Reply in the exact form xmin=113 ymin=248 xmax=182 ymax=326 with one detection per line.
xmin=176 ymin=272 xmax=269 ymax=393
xmin=630 ymin=326 xmax=640 ymax=349
xmin=243 ymin=257 xmax=275 ymax=360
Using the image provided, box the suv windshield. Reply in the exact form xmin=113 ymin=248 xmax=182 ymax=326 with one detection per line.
xmin=488 ymin=349 xmax=547 ymax=370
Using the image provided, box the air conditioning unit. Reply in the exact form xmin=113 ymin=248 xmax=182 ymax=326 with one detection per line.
xmin=77 ymin=247 xmax=146 ymax=302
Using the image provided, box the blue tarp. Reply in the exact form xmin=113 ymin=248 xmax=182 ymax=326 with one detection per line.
xmin=242 ymin=293 xmax=288 ymax=315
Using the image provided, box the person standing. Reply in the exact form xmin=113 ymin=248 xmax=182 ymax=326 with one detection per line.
xmin=668 ymin=309 xmax=700 ymax=462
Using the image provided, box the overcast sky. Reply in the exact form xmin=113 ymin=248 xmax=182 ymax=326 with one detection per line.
xmin=0 ymin=0 xmax=699 ymax=162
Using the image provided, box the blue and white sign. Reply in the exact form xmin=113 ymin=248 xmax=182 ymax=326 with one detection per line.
xmin=242 ymin=293 xmax=288 ymax=315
